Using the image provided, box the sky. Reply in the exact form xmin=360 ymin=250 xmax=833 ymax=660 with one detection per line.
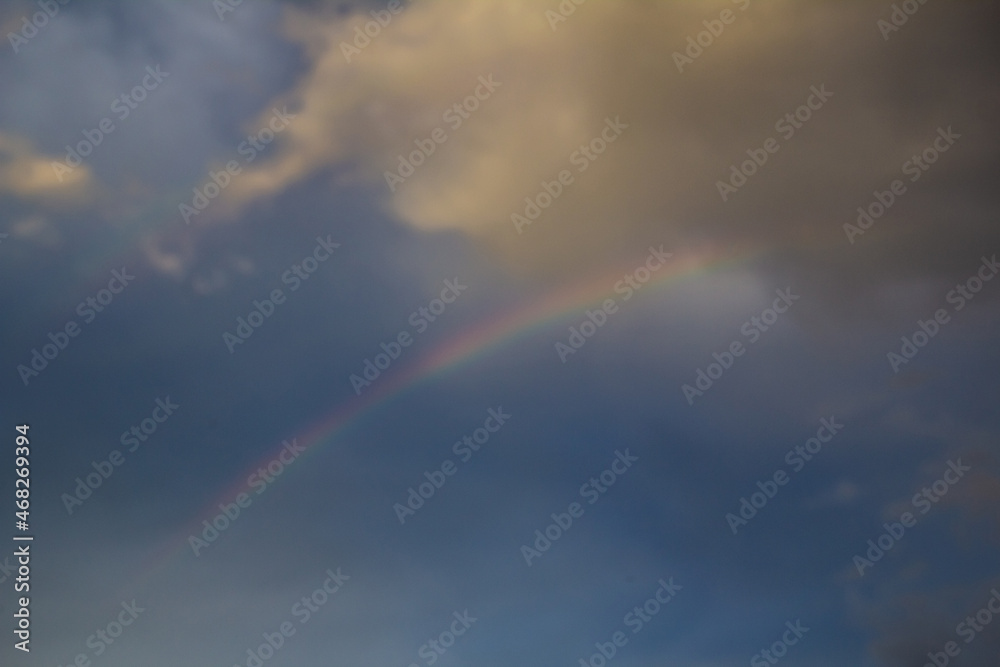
xmin=1 ymin=1 xmax=999 ymax=666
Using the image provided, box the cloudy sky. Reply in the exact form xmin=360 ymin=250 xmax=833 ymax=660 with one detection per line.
xmin=1 ymin=1 xmax=999 ymax=665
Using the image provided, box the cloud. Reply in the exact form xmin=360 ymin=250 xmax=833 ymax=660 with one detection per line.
xmin=0 ymin=131 xmax=95 ymax=204
xmin=211 ymin=0 xmax=1000 ymax=289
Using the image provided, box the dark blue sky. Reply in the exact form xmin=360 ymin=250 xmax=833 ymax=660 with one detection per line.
xmin=1 ymin=1 xmax=999 ymax=666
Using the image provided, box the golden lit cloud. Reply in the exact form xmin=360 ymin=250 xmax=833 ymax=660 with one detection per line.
xmin=216 ymin=0 xmax=998 ymax=278
xmin=0 ymin=132 xmax=95 ymax=205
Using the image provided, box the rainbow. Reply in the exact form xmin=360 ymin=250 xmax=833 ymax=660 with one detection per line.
xmin=126 ymin=243 xmax=745 ymax=593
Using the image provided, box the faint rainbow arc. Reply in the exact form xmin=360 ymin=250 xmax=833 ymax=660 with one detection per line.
xmin=130 ymin=246 xmax=744 ymax=588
